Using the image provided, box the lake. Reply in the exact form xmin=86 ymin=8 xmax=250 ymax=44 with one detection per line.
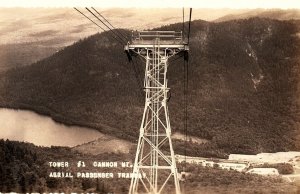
xmin=0 ymin=108 xmax=104 ymax=147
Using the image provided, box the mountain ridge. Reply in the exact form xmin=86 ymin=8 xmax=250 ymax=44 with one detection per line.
xmin=0 ymin=17 xmax=299 ymax=157
xmin=215 ymin=9 xmax=300 ymax=22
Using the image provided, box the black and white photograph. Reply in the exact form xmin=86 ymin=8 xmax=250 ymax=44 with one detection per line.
xmin=0 ymin=0 xmax=300 ymax=193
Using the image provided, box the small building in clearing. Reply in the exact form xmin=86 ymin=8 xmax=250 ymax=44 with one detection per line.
xmin=246 ymin=168 xmax=279 ymax=176
xmin=217 ymin=161 xmax=249 ymax=172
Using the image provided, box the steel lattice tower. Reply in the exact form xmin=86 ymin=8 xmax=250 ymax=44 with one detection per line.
xmin=125 ymin=31 xmax=188 ymax=194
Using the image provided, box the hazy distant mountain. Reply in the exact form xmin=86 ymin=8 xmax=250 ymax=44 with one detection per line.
xmin=215 ymin=9 xmax=300 ymax=22
xmin=0 ymin=7 xmax=247 ymax=45
xmin=0 ymin=17 xmax=299 ymax=157
xmin=0 ymin=43 xmax=62 ymax=72
xmin=0 ymin=8 xmax=248 ymax=72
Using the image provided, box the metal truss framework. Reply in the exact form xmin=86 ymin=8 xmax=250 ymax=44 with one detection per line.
xmin=125 ymin=31 xmax=188 ymax=194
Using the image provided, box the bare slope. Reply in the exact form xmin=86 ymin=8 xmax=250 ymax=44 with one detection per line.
xmin=72 ymin=136 xmax=134 ymax=155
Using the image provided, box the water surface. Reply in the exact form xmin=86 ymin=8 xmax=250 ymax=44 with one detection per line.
xmin=0 ymin=108 xmax=104 ymax=147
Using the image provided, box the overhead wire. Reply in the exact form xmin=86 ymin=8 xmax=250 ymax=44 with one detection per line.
xmin=184 ymin=8 xmax=192 ymax=174
xmin=187 ymin=8 xmax=192 ymax=44
xmin=74 ymin=7 xmax=124 ymax=46
xmin=182 ymin=7 xmax=185 ymax=39
xmin=91 ymin=7 xmax=129 ymax=41
xmin=127 ymin=46 xmax=144 ymax=102
xmin=131 ymin=58 xmax=145 ymax=102
xmin=183 ymin=7 xmax=187 ymax=169
xmin=135 ymin=57 xmax=147 ymax=86
xmin=74 ymin=7 xmax=106 ymax=32
xmin=85 ymin=7 xmax=127 ymax=45
xmin=183 ymin=54 xmax=188 ymax=171
xmin=74 ymin=7 xmax=144 ymax=103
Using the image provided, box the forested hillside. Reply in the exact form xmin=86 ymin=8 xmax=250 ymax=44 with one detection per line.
xmin=0 ymin=139 xmax=131 ymax=193
xmin=0 ymin=140 xmax=296 ymax=193
xmin=215 ymin=9 xmax=300 ymax=22
xmin=0 ymin=18 xmax=299 ymax=156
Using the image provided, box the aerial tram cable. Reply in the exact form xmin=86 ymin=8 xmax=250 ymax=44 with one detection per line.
xmin=74 ymin=7 xmax=124 ymax=46
xmin=131 ymin=58 xmax=145 ymax=101
xmin=183 ymin=7 xmax=192 ymax=175
xmin=74 ymin=8 xmax=106 ymax=32
xmin=187 ymin=8 xmax=192 ymax=44
xmin=74 ymin=7 xmax=144 ymax=102
xmin=126 ymin=47 xmax=144 ymax=101
xmin=91 ymin=7 xmax=129 ymax=41
xmin=183 ymin=57 xmax=187 ymax=172
xmin=182 ymin=7 xmax=185 ymax=39
xmin=85 ymin=7 xmax=127 ymax=45
xmin=170 ymin=55 xmax=183 ymax=63
xmin=132 ymin=59 xmax=144 ymax=92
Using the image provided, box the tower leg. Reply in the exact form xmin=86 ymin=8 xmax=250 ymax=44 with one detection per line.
xmin=128 ymin=44 xmax=181 ymax=194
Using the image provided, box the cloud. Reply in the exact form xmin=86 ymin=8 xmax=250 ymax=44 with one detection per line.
xmin=29 ymin=30 xmax=59 ymax=37
xmin=69 ymin=23 xmax=92 ymax=34
xmin=0 ymin=19 xmax=31 ymax=36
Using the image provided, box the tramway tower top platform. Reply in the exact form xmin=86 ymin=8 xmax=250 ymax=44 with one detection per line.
xmin=124 ymin=30 xmax=189 ymax=51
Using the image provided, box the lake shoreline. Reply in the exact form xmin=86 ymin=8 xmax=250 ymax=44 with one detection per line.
xmin=0 ymin=106 xmax=107 ymax=147
xmin=0 ymin=101 xmax=136 ymax=141
xmin=0 ymin=103 xmax=102 ymax=133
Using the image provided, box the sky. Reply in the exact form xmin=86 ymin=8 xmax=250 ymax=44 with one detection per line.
xmin=0 ymin=0 xmax=300 ymax=9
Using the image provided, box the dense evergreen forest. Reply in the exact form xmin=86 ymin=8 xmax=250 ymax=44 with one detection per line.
xmin=0 ymin=18 xmax=299 ymax=157
xmin=0 ymin=140 xmax=296 ymax=193
xmin=0 ymin=139 xmax=131 ymax=193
